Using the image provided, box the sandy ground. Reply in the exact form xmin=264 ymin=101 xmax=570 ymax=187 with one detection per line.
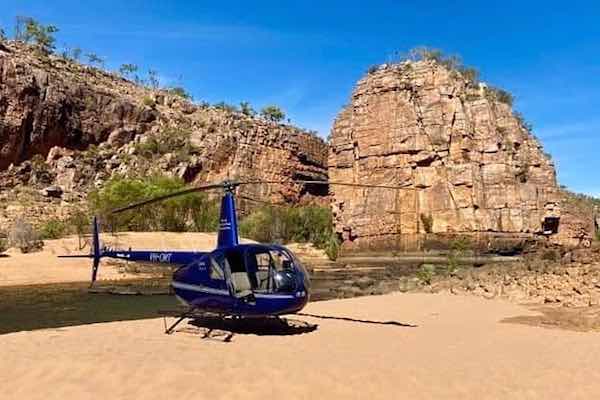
xmin=1 ymin=293 xmax=599 ymax=400
xmin=0 ymin=232 xmax=230 ymax=286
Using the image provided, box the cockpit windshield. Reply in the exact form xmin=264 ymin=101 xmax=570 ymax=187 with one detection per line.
xmin=208 ymin=245 xmax=308 ymax=294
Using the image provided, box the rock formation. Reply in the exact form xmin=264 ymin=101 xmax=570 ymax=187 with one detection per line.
xmin=0 ymin=40 xmax=327 ymax=228
xmin=329 ymin=61 xmax=594 ymax=252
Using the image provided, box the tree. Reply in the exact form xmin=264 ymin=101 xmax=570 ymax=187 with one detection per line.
xmin=14 ymin=17 xmax=59 ymax=54
xmin=71 ymin=47 xmax=82 ymax=61
xmin=147 ymin=69 xmax=160 ymax=89
xmin=167 ymin=86 xmax=192 ymax=100
xmin=214 ymin=101 xmax=238 ymax=113
xmin=119 ymin=63 xmax=139 ymax=79
xmin=0 ymin=27 xmax=6 ymax=41
xmin=14 ymin=16 xmax=32 ymax=41
xmin=240 ymin=101 xmax=256 ymax=116
xmin=86 ymin=53 xmax=105 ymax=68
xmin=260 ymin=105 xmax=285 ymax=122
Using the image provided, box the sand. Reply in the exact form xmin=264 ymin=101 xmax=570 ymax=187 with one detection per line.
xmin=1 ymin=292 xmax=599 ymax=400
xmin=0 ymin=232 xmax=237 ymax=287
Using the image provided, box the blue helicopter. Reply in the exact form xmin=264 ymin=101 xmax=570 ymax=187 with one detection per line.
xmin=61 ymin=179 xmax=403 ymax=331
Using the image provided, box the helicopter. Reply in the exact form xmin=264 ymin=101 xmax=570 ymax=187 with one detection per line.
xmin=60 ymin=179 xmax=404 ymax=332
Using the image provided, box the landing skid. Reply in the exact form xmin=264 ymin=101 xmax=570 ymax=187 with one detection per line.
xmin=158 ymin=307 xmax=227 ymax=335
xmin=157 ymin=307 xmax=294 ymax=340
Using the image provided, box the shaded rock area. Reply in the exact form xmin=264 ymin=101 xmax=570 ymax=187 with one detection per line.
xmin=329 ymin=61 xmax=595 ymax=253
xmin=0 ymin=41 xmax=328 ymax=228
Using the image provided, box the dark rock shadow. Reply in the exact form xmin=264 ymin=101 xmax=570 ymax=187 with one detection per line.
xmin=296 ymin=312 xmax=418 ymax=328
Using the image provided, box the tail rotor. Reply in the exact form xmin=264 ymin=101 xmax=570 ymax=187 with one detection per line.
xmin=58 ymin=216 xmax=104 ymax=287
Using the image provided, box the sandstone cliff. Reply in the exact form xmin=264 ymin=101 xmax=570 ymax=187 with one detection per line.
xmin=0 ymin=41 xmax=327 ymax=228
xmin=329 ymin=61 xmax=593 ymax=252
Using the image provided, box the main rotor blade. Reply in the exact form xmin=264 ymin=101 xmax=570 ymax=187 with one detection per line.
xmin=238 ymin=195 xmax=287 ymax=207
xmin=293 ymin=180 xmax=408 ymax=190
xmin=237 ymin=179 xmax=409 ymax=190
xmin=110 ymin=182 xmax=225 ymax=214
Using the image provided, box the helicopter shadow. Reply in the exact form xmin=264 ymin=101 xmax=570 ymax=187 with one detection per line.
xmin=296 ymin=312 xmax=418 ymax=328
xmin=185 ymin=316 xmax=319 ymax=342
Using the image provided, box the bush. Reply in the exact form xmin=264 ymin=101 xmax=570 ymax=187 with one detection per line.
xmin=416 ymin=264 xmax=435 ymax=285
xmin=367 ymin=65 xmax=379 ymax=74
xmin=39 ymin=218 xmax=67 ymax=240
xmin=0 ymin=236 xmax=7 ymax=254
xmin=15 ymin=17 xmax=58 ymax=54
xmin=134 ymin=128 xmax=191 ymax=160
xmin=214 ymin=102 xmax=238 ymax=113
xmin=260 ymin=105 xmax=286 ymax=123
xmin=239 ymin=101 xmax=256 ymax=116
xmin=89 ymin=175 xmax=209 ymax=232
xmin=420 ymin=213 xmax=433 ymax=233
xmin=167 ymin=86 xmax=192 ymax=101
xmin=119 ymin=63 xmax=138 ymax=79
xmin=142 ymin=96 xmax=155 ymax=107
xmin=487 ymin=86 xmax=514 ymax=106
xmin=8 ymin=218 xmax=43 ymax=253
xmin=240 ymin=205 xmax=340 ymax=260
xmin=67 ymin=207 xmax=90 ymax=249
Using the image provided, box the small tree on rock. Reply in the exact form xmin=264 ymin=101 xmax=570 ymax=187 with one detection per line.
xmin=260 ymin=105 xmax=285 ymax=123
xmin=14 ymin=17 xmax=59 ymax=54
xmin=86 ymin=53 xmax=105 ymax=68
xmin=240 ymin=101 xmax=256 ymax=116
xmin=119 ymin=63 xmax=139 ymax=79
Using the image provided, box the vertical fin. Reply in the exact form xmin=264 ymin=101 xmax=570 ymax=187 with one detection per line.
xmin=217 ymin=192 xmax=239 ymax=248
xmin=91 ymin=216 xmax=101 ymax=286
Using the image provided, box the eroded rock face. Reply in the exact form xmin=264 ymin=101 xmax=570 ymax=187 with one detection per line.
xmin=329 ymin=61 xmax=592 ymax=252
xmin=0 ymin=41 xmax=327 ymax=228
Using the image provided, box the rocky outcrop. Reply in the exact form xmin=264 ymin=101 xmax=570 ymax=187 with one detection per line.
xmin=329 ymin=61 xmax=593 ymax=252
xmin=0 ymin=41 xmax=328 ymax=228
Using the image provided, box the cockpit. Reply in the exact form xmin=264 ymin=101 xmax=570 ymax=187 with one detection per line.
xmin=208 ymin=245 xmax=308 ymax=298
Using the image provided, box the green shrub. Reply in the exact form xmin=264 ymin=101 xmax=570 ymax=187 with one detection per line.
xmin=240 ymin=205 xmax=340 ymax=260
xmin=85 ymin=53 xmax=105 ymax=68
xmin=213 ymin=102 xmax=238 ymax=113
xmin=446 ymin=236 xmax=471 ymax=275
xmin=89 ymin=175 xmax=208 ymax=232
xmin=0 ymin=236 xmax=7 ymax=254
xmin=487 ymin=86 xmax=514 ymax=106
xmin=15 ymin=17 xmax=58 ymax=54
xmin=191 ymin=198 xmax=220 ymax=232
xmin=134 ymin=128 xmax=191 ymax=159
xmin=39 ymin=218 xmax=67 ymax=239
xmin=260 ymin=105 xmax=286 ymax=123
xmin=119 ymin=63 xmax=139 ymax=79
xmin=142 ymin=96 xmax=155 ymax=107
xmin=67 ymin=207 xmax=90 ymax=249
xmin=167 ymin=86 xmax=192 ymax=100
xmin=416 ymin=264 xmax=435 ymax=285
xmin=239 ymin=101 xmax=256 ymax=116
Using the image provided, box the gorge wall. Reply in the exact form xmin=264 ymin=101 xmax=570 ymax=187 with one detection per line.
xmin=0 ymin=41 xmax=328 ymax=227
xmin=329 ymin=61 xmax=594 ymax=252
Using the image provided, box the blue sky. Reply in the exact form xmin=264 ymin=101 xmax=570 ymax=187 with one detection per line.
xmin=2 ymin=1 xmax=599 ymax=196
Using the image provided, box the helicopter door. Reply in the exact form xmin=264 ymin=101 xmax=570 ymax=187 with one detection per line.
xmin=222 ymin=248 xmax=253 ymax=299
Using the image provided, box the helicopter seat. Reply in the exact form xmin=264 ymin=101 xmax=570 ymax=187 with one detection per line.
xmin=230 ymin=272 xmax=253 ymax=299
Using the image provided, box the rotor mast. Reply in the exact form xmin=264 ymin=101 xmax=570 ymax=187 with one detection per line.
xmin=217 ymin=181 xmax=240 ymax=248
